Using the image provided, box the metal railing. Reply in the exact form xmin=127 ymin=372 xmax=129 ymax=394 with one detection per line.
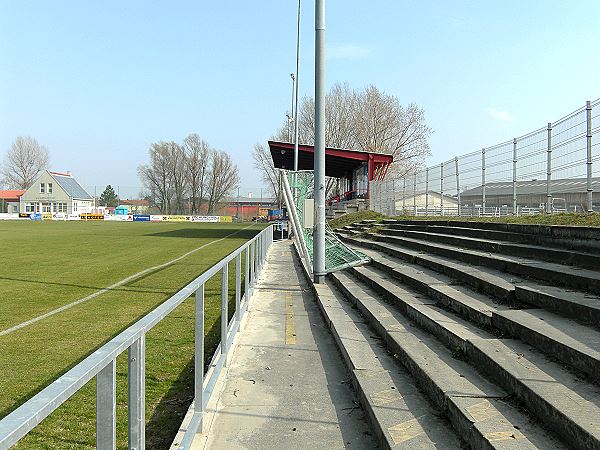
xmin=0 ymin=225 xmax=274 ymax=450
xmin=370 ymin=99 xmax=600 ymax=216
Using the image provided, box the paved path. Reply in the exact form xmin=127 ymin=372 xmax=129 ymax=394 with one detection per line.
xmin=201 ymin=241 xmax=376 ymax=449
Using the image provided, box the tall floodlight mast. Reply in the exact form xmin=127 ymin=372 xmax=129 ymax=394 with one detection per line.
xmin=313 ymin=0 xmax=326 ymax=283
xmin=293 ymin=0 xmax=301 ymax=172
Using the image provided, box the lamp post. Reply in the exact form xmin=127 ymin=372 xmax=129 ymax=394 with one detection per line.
xmin=313 ymin=0 xmax=325 ymax=283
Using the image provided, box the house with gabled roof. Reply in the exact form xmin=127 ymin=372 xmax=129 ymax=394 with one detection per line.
xmin=20 ymin=170 xmax=95 ymax=214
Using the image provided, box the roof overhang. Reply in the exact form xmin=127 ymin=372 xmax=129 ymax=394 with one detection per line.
xmin=268 ymin=141 xmax=393 ymax=180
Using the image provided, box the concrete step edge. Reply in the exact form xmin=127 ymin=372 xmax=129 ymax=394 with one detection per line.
xmin=329 ymin=272 xmax=561 ymax=450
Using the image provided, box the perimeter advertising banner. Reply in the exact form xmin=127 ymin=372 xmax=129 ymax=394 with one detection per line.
xmin=189 ymin=215 xmax=220 ymax=223
xmin=80 ymin=213 xmax=104 ymax=221
xmin=161 ymin=215 xmax=187 ymax=222
xmin=133 ymin=215 xmax=150 ymax=222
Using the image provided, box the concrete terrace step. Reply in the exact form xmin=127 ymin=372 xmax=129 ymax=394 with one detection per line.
xmin=492 ymin=308 xmax=600 ymax=383
xmin=333 ymin=270 xmax=600 ymax=449
xmin=383 ymin=222 xmax=600 ymax=254
xmin=345 ymin=238 xmax=600 ymax=385
xmin=312 ymin=283 xmax=461 ymax=449
xmin=379 ymin=227 xmax=600 ymax=269
xmin=343 ymin=234 xmax=600 ymax=335
xmin=515 ymin=284 xmax=600 ymax=330
xmin=350 ymin=247 xmax=506 ymax=329
xmin=327 ymin=271 xmax=565 ymax=450
xmin=370 ymin=233 xmax=600 ymax=295
xmin=340 ymin=234 xmax=519 ymax=302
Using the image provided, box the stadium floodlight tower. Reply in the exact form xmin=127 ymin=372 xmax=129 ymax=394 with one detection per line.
xmin=313 ymin=0 xmax=326 ymax=283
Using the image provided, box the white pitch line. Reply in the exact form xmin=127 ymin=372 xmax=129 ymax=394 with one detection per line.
xmin=0 ymin=223 xmax=258 ymax=337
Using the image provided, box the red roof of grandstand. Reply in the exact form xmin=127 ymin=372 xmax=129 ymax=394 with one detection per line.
xmin=0 ymin=190 xmax=26 ymax=201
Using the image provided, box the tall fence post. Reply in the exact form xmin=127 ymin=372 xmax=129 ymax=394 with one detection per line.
xmin=425 ymin=168 xmax=429 ymax=215
xmin=440 ymin=162 xmax=444 ymax=216
xmin=455 ymin=157 xmax=461 ymax=216
xmin=412 ymin=173 xmax=417 ymax=215
xmin=97 ymin=359 xmax=116 ymax=449
xmin=546 ymin=122 xmax=552 ymax=213
xmin=402 ymin=178 xmax=406 ymax=213
xmin=481 ymin=148 xmax=486 ymax=214
xmin=587 ymin=100 xmax=593 ymax=212
xmin=128 ymin=337 xmax=145 ymax=450
xmin=194 ymin=284 xmax=205 ymax=432
xmin=512 ymin=138 xmax=518 ymax=215
xmin=391 ymin=179 xmax=396 ymax=215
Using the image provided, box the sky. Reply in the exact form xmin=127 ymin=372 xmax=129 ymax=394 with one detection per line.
xmin=1 ymin=1 xmax=599 ymax=198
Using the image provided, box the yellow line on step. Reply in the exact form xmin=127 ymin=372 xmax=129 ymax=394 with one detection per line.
xmin=285 ymin=292 xmax=296 ymax=345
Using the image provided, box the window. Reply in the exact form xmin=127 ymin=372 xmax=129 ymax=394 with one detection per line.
xmin=26 ymin=203 xmax=35 ymax=213
xmin=48 ymin=183 xmax=53 ymax=194
xmin=73 ymin=202 xmax=78 ymax=212
xmin=42 ymin=203 xmax=51 ymax=213
xmin=40 ymin=183 xmax=45 ymax=194
xmin=57 ymin=202 xmax=67 ymax=213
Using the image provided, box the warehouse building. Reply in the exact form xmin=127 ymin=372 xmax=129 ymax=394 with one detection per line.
xmin=460 ymin=177 xmax=600 ymax=212
xmin=20 ymin=171 xmax=95 ymax=214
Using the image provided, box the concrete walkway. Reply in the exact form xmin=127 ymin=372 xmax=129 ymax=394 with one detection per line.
xmin=200 ymin=240 xmax=376 ymax=449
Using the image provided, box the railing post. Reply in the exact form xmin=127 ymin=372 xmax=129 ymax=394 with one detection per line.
xmin=425 ymin=167 xmax=429 ymax=215
xmin=235 ymin=253 xmax=241 ymax=323
xmin=128 ymin=337 xmax=145 ymax=450
xmin=250 ymin=241 xmax=255 ymax=293
xmin=513 ymin=137 xmax=518 ymax=215
xmin=586 ymin=100 xmax=593 ymax=212
xmin=440 ymin=162 xmax=444 ymax=216
xmin=221 ymin=264 xmax=229 ymax=365
xmin=455 ymin=157 xmax=461 ymax=216
xmin=244 ymin=246 xmax=250 ymax=310
xmin=195 ymin=284 xmax=204 ymax=432
xmin=97 ymin=359 xmax=116 ymax=450
xmin=547 ymin=122 xmax=552 ymax=213
xmin=481 ymin=148 xmax=486 ymax=213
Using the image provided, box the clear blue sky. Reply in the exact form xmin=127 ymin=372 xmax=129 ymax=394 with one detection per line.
xmin=1 ymin=1 xmax=599 ymax=197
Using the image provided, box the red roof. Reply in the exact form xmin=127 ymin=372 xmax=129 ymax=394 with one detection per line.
xmin=0 ymin=190 xmax=25 ymax=201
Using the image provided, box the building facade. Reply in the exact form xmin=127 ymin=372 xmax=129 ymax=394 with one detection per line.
xmin=0 ymin=190 xmax=25 ymax=213
xmin=20 ymin=171 xmax=95 ymax=214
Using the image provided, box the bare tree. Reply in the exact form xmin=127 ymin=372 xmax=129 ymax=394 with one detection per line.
xmin=138 ymin=142 xmax=174 ymax=214
xmin=252 ymin=143 xmax=283 ymax=205
xmin=273 ymin=82 xmax=432 ymax=178
xmin=183 ymin=134 xmax=210 ymax=213
xmin=1 ymin=136 xmax=50 ymax=189
xmin=206 ymin=150 xmax=240 ymax=214
xmin=167 ymin=142 xmax=187 ymax=214
xmin=352 ymin=85 xmax=432 ymax=177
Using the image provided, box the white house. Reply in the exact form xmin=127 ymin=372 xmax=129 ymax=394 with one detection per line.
xmin=20 ymin=171 xmax=95 ymax=214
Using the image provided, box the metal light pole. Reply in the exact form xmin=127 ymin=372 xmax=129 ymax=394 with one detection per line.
xmin=293 ymin=0 xmax=301 ymax=172
xmin=290 ymin=73 xmax=296 ymax=143
xmin=313 ymin=0 xmax=326 ymax=283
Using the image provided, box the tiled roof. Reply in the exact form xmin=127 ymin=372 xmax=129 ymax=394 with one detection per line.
xmin=0 ymin=190 xmax=25 ymax=200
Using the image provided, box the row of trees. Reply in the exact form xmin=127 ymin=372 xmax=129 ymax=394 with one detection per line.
xmin=138 ymin=134 xmax=240 ymax=214
xmin=1 ymin=136 xmax=50 ymax=189
xmin=253 ymin=83 xmax=432 ymax=198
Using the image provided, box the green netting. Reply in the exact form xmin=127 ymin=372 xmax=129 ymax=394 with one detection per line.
xmin=288 ymin=171 xmax=369 ymax=272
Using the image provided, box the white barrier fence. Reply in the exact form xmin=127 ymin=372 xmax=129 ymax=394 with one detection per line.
xmin=0 ymin=213 xmax=232 ymax=223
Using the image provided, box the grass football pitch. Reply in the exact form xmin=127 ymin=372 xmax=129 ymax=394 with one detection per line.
xmin=0 ymin=220 xmax=265 ymax=449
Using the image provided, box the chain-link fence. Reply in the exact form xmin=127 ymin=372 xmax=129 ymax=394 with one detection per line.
xmin=370 ymin=99 xmax=600 ymax=217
